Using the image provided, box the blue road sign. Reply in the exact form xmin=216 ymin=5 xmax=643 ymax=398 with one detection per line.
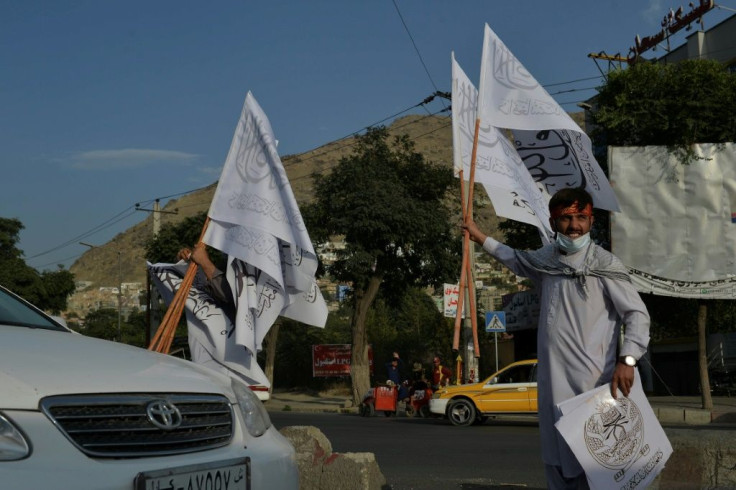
xmin=485 ymin=311 xmax=506 ymax=332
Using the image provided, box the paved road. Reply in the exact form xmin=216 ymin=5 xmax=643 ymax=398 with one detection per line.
xmin=270 ymin=411 xmax=547 ymax=490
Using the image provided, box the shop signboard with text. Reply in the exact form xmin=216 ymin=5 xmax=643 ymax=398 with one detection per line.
xmin=312 ymin=344 xmax=374 ymax=377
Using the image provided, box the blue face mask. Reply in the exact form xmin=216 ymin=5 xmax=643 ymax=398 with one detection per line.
xmin=556 ymin=232 xmax=591 ymax=253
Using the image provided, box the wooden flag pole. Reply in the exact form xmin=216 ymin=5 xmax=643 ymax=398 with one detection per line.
xmin=465 ymin=245 xmax=480 ymax=357
xmin=464 ymin=118 xmax=481 ymax=358
xmin=149 ymin=217 xmax=211 ymax=353
xmin=452 ymin=170 xmax=468 ymax=351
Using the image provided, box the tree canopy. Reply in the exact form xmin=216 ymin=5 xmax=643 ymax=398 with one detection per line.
xmin=303 ymin=127 xmax=461 ymax=403
xmin=145 ymin=212 xmax=225 ymax=267
xmin=305 ymin=127 xmax=461 ymax=297
xmin=593 ymin=59 xmax=736 ymax=162
xmin=0 ymin=217 xmax=75 ymax=313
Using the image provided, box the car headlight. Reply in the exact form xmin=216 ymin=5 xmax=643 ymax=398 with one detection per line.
xmin=0 ymin=413 xmax=30 ymax=461
xmin=230 ymin=379 xmax=272 ymax=438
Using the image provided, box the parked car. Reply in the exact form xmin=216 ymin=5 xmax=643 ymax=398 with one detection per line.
xmin=0 ymin=284 xmax=297 ymax=489
xmin=429 ymin=359 xmax=538 ymax=426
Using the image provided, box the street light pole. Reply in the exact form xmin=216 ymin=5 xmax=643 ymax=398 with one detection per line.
xmin=117 ymin=251 xmax=122 ymax=341
xmin=80 ymin=242 xmax=122 ymax=342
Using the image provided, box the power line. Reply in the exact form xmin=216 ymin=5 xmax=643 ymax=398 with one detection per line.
xmin=25 ymin=207 xmax=139 ymax=260
xmin=542 ymin=75 xmax=604 ymax=88
xmin=24 ymin=71 xmax=598 ymax=264
xmin=283 ymin=103 xmax=450 ymax=174
xmin=25 ymin=184 xmax=214 ymax=263
xmin=391 ymin=0 xmax=448 ymax=110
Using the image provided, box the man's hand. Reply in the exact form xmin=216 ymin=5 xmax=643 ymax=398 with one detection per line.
xmin=177 ymin=243 xmax=217 ymax=280
xmin=611 ymin=363 xmax=635 ymax=399
xmin=462 ymin=219 xmax=488 ymax=245
xmin=177 ymin=248 xmax=192 ymax=262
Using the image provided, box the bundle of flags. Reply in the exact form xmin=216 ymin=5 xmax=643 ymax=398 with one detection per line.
xmin=451 ymin=24 xmax=620 ymax=352
xmin=149 ymin=92 xmax=327 ymax=387
xmin=452 ymin=24 xmax=620 ymax=243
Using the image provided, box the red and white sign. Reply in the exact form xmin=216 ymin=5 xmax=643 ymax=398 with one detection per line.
xmin=443 ymin=283 xmax=461 ymax=318
xmin=312 ymin=344 xmax=373 ymax=377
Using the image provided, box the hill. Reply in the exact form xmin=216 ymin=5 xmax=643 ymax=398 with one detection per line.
xmin=70 ymin=114 xmax=492 ymax=285
xmin=67 ymin=111 xmax=584 ymax=313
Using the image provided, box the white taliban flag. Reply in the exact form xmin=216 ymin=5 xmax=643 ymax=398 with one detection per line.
xmin=452 ymin=52 xmax=552 ymax=242
xmin=148 ymin=262 xmax=270 ymax=387
xmin=204 ymin=92 xmax=327 ymax=358
xmin=555 ymin=372 xmax=672 ymax=489
xmin=477 ymin=24 xmax=620 ymax=212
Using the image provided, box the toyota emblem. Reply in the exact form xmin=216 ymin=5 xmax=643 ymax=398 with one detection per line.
xmin=146 ymin=399 xmax=183 ymax=430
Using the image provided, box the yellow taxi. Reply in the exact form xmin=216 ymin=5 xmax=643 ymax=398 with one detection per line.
xmin=429 ymin=359 xmax=538 ymax=426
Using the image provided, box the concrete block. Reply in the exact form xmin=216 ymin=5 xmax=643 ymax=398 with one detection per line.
xmin=280 ymin=425 xmax=387 ymax=490
xmin=684 ymin=408 xmax=712 ymax=425
xmin=321 ymin=452 xmax=387 ymax=490
xmin=280 ymin=425 xmax=333 ymax=490
xmin=659 ymin=429 xmax=736 ymax=489
xmin=657 ymin=407 xmax=684 ymax=424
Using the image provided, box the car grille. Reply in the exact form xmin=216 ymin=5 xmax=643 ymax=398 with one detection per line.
xmin=40 ymin=394 xmax=234 ymax=458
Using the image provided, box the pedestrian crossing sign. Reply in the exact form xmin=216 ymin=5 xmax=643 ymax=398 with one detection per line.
xmin=485 ymin=311 xmax=506 ymax=332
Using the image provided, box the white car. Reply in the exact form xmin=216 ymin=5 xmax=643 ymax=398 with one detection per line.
xmin=0 ymin=285 xmax=298 ymax=489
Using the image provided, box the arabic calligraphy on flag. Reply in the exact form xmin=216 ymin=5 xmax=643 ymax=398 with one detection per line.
xmin=148 ymin=262 xmax=270 ymax=387
xmin=474 ymin=24 xmax=620 ymax=213
xmin=204 ymin=91 xmax=327 ymax=358
xmin=451 ymin=53 xmax=552 ymax=241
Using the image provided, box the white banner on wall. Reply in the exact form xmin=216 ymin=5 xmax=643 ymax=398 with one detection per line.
xmin=610 ymin=144 xmax=736 ymax=299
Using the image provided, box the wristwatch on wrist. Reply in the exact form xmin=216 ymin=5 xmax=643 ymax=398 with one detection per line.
xmin=619 ymin=355 xmax=637 ymax=367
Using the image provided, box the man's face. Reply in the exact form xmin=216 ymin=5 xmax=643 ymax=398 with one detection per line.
xmin=550 ymin=212 xmax=593 ymax=239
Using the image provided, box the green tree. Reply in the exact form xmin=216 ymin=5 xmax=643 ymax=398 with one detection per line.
xmin=303 ymin=127 xmax=461 ymax=404
xmin=145 ymin=212 xmax=222 ymax=264
xmin=593 ymin=59 xmax=736 ymax=163
xmin=592 ymin=59 xmax=736 ymax=408
xmin=39 ymin=267 xmax=76 ymax=314
xmin=123 ymin=308 xmax=149 ymax=347
xmin=83 ymin=308 xmax=119 ymax=341
xmin=0 ymin=217 xmax=75 ymax=312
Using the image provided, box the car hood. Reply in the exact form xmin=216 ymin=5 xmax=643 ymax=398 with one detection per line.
xmin=437 ymin=381 xmax=486 ymax=396
xmin=0 ymin=327 xmax=234 ymax=409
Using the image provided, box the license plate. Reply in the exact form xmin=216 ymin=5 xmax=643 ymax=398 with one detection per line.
xmin=135 ymin=457 xmax=250 ymax=490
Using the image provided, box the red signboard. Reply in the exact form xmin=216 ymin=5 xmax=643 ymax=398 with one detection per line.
xmin=312 ymin=344 xmax=373 ymax=377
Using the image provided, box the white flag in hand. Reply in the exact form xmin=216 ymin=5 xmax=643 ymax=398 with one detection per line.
xmin=148 ymin=262 xmax=271 ymax=387
xmin=478 ymin=24 xmax=620 ymax=212
xmin=204 ymin=92 xmax=327 ymax=357
xmin=452 ymin=53 xmax=552 ymax=242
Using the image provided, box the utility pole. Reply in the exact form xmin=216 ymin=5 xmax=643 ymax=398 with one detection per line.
xmin=135 ymin=199 xmax=178 ymax=238
xmin=80 ymin=242 xmax=122 ymax=342
xmin=117 ymin=250 xmax=122 ymax=341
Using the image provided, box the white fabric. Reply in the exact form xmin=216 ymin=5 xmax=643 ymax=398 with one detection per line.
xmin=452 ymin=53 xmax=552 ymax=242
xmin=148 ymin=262 xmax=270 ymax=387
xmin=207 ymin=92 xmax=315 ymax=255
xmin=481 ymin=237 xmax=650 ymax=475
xmin=477 ymin=24 xmax=620 ymax=213
xmin=555 ymin=372 xmax=672 ymax=490
xmin=610 ymin=144 xmax=736 ymax=298
xmin=203 ymin=92 xmax=327 ymax=358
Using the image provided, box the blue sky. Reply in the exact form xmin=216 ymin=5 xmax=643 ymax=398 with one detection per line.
xmin=3 ymin=1 xmax=734 ymax=271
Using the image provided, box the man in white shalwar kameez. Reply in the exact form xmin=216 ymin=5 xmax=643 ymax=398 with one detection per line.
xmin=465 ymin=187 xmax=650 ymax=490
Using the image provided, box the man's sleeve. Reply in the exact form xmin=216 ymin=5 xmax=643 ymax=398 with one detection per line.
xmin=605 ymin=278 xmax=650 ymax=360
xmin=481 ymin=237 xmax=542 ymax=281
xmin=205 ymin=270 xmax=233 ymax=306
